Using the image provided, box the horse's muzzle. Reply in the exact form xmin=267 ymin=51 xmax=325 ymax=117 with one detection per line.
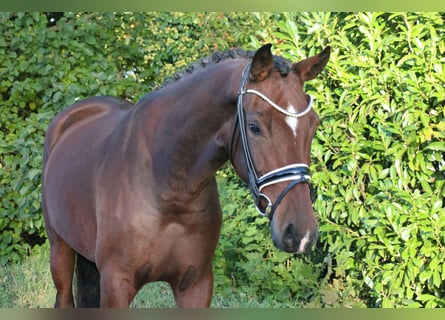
xmin=271 ymin=219 xmax=318 ymax=254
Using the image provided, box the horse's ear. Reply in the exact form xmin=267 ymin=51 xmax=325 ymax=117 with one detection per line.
xmin=250 ymin=43 xmax=273 ymax=82
xmin=293 ymin=46 xmax=331 ymax=81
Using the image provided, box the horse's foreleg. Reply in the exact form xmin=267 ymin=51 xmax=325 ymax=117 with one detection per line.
xmin=48 ymin=235 xmax=75 ymax=308
xmin=172 ymin=268 xmax=213 ymax=308
xmin=99 ymin=266 xmax=137 ymax=307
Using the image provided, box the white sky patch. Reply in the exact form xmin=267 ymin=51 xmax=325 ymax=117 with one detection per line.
xmin=285 ymin=104 xmax=298 ymax=138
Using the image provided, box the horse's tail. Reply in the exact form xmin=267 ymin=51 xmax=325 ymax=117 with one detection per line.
xmin=75 ymin=253 xmax=100 ymax=307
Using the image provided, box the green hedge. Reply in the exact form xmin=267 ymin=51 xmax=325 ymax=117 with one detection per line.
xmin=305 ymin=12 xmax=445 ymax=307
xmin=1 ymin=12 xmax=444 ymax=307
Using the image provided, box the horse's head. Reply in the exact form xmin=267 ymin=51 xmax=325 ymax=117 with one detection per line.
xmin=231 ymin=44 xmax=330 ymax=253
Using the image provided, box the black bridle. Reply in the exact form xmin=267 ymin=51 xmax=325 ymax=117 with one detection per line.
xmin=232 ymin=63 xmax=314 ymax=220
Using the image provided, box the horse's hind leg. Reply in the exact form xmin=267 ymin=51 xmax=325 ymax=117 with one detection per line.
xmin=48 ymin=232 xmax=75 ymax=308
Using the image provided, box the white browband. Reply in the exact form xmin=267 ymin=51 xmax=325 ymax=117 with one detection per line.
xmin=244 ymin=89 xmax=314 ymax=118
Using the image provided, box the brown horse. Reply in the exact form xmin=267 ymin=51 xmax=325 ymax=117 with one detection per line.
xmin=41 ymin=44 xmax=330 ymax=308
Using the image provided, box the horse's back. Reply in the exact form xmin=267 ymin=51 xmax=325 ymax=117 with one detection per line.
xmin=43 ymin=96 xmax=132 ymax=164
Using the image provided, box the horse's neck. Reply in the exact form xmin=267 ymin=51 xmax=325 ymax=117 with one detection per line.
xmin=136 ymin=61 xmax=243 ymax=205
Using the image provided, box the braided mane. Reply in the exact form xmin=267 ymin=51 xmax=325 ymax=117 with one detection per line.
xmin=157 ymin=47 xmax=291 ymax=89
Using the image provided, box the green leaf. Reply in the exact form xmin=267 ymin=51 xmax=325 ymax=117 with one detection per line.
xmin=425 ymin=142 xmax=445 ymax=152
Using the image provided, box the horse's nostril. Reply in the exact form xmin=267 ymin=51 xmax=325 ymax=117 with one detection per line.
xmin=283 ymin=223 xmax=297 ymax=248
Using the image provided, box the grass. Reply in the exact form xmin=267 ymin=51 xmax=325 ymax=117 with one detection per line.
xmin=0 ymin=242 xmax=291 ymax=308
xmin=0 ymin=244 xmax=55 ymax=308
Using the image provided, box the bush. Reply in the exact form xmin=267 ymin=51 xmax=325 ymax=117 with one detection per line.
xmin=312 ymin=12 xmax=445 ymax=308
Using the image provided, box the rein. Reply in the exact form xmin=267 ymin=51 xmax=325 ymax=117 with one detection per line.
xmin=233 ymin=63 xmax=313 ymax=220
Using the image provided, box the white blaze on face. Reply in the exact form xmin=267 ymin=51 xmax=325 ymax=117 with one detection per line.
xmin=285 ymin=104 xmax=298 ymax=138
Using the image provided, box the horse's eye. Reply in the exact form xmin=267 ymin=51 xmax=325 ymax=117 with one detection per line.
xmin=248 ymin=123 xmax=262 ymax=135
